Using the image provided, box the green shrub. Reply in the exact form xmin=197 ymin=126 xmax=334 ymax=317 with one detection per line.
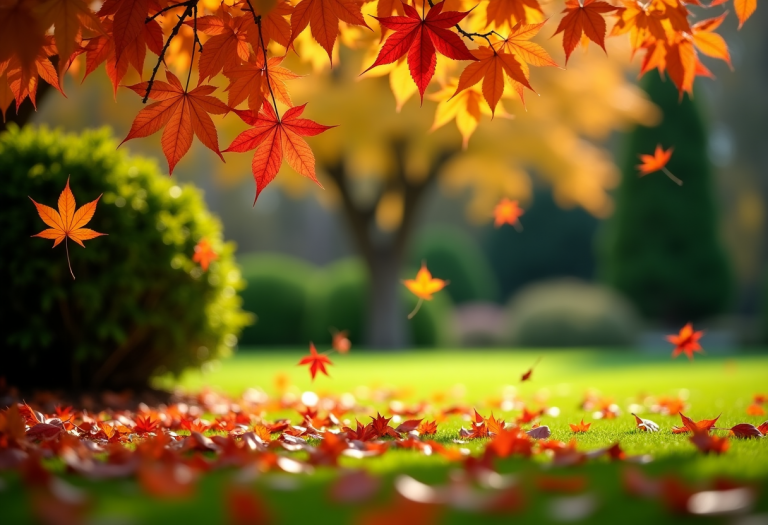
xmin=409 ymin=226 xmax=498 ymax=304
xmin=599 ymin=72 xmax=732 ymax=324
xmin=0 ymin=125 xmax=251 ymax=389
xmin=504 ymin=279 xmax=640 ymax=347
xmin=308 ymin=259 xmax=455 ymax=347
xmin=238 ymin=253 xmax=315 ymax=346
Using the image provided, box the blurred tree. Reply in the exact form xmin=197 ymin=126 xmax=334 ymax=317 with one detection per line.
xmin=214 ymin=39 xmax=657 ymax=347
xmin=599 ymin=72 xmax=732 ymax=325
xmin=484 ymin=188 xmax=599 ymax=303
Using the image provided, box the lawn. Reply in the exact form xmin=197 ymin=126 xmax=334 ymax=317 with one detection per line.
xmin=3 ymin=348 xmax=768 ymax=524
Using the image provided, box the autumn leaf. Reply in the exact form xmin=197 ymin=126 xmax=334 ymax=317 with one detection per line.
xmin=192 ymin=238 xmax=218 ymax=271
xmin=331 ymin=328 xmax=351 ymax=353
xmin=451 ymin=44 xmax=531 ymax=115
xmin=298 ymin=342 xmax=333 ymax=380
xmin=226 ymin=485 xmax=273 ymax=525
xmin=123 ymin=71 xmax=229 ymax=174
xmin=369 ymin=412 xmax=400 ymax=438
xmin=734 ymin=0 xmax=757 ymax=28
xmin=189 ymin=10 xmax=251 ymax=84
xmin=224 ymin=102 xmax=334 ymax=202
xmin=666 ymin=323 xmax=704 ymax=360
xmin=637 ymin=144 xmax=682 ymax=185
xmin=746 ymin=404 xmax=765 ymax=416
xmin=725 ymin=423 xmax=763 ymax=439
xmin=676 ymin=412 xmax=720 ymax=434
xmin=691 ymin=14 xmax=731 ymax=69
xmin=569 ymin=418 xmax=591 ymax=433
xmin=34 ymin=0 xmax=103 ymax=75
xmin=758 ymin=421 xmax=768 ymax=435
xmin=364 ymin=1 xmax=477 ymax=102
xmin=105 ymin=0 xmax=150 ymax=64
xmin=553 ymin=0 xmax=620 ymax=64
xmin=689 ymin=430 xmax=729 ymax=455
xmin=288 ymin=0 xmax=369 ymax=62
xmin=417 ymin=420 xmax=438 ymax=435
xmin=631 ymin=413 xmax=659 ymax=432
xmin=494 ymin=198 xmax=525 ymax=229
xmin=29 ymin=176 xmax=106 ymax=280
xmin=485 ymin=0 xmax=544 ymax=29
xmin=1 ymin=36 xmax=64 ymax=112
xmin=402 ymin=261 xmax=448 ymax=319
xmin=224 ymin=55 xmax=301 ymax=111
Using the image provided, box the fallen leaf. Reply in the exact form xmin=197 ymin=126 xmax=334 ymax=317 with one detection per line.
xmin=569 ymin=418 xmax=591 ymax=433
xmin=631 ymin=413 xmax=659 ymax=432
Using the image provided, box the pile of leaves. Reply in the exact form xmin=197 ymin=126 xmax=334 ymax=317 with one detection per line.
xmin=1 ymin=375 xmax=766 ymax=524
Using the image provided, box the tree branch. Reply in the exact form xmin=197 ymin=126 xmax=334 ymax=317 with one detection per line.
xmin=143 ymin=1 xmax=198 ymax=102
xmin=425 ymin=0 xmax=495 ymax=48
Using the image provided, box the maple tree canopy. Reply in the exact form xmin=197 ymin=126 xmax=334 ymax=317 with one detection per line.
xmin=0 ymin=0 xmax=754 ymax=199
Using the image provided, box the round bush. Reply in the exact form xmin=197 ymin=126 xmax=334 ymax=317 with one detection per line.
xmin=410 ymin=226 xmax=498 ymax=304
xmin=0 ymin=125 xmax=251 ymax=389
xmin=308 ymin=259 xmax=455 ymax=347
xmin=238 ymin=253 xmax=315 ymax=346
xmin=504 ymin=279 xmax=640 ymax=347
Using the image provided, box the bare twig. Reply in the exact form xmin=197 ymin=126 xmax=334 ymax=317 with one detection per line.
xmin=425 ymin=0 xmax=495 ymax=48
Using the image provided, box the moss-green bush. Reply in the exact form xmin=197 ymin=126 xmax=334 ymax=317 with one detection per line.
xmin=238 ymin=253 xmax=315 ymax=346
xmin=0 ymin=125 xmax=251 ymax=389
xmin=504 ymin=279 xmax=640 ymax=347
xmin=409 ymin=226 xmax=498 ymax=304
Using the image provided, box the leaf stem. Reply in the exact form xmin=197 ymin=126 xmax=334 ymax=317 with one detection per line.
xmin=245 ymin=0 xmax=281 ymax=119
xmin=661 ymin=167 xmax=683 ymax=186
xmin=407 ymin=298 xmax=423 ymax=319
xmin=65 ymin=237 xmax=75 ymax=280
xmin=144 ymin=1 xmax=198 ymax=103
xmin=185 ymin=3 xmax=202 ymax=91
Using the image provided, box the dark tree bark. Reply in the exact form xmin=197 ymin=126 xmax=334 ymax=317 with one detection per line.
xmin=325 ymin=140 xmax=454 ymax=348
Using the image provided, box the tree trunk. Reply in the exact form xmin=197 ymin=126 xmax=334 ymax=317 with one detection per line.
xmin=366 ymin=247 xmax=408 ymax=348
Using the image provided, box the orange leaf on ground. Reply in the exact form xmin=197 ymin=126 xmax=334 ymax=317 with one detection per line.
xmin=569 ymin=418 xmax=591 ymax=433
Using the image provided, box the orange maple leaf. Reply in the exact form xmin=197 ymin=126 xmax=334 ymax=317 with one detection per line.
xmin=666 ymin=323 xmax=704 ymax=360
xmin=569 ymin=418 xmax=591 ymax=433
xmin=689 ymin=429 xmax=729 ymax=455
xmin=676 ymin=412 xmax=719 ymax=434
xmin=29 ymin=176 xmax=106 ymax=279
xmin=123 ymin=71 xmax=229 ymax=174
xmin=452 ymin=45 xmax=532 ymax=115
xmin=637 ymin=144 xmax=682 ymax=186
xmin=553 ymin=0 xmax=619 ymax=64
xmin=494 ymin=197 xmax=525 ymax=229
xmin=288 ymin=0 xmax=369 ymax=62
xmin=331 ymin=328 xmax=351 ymax=354
xmin=192 ymin=238 xmax=218 ymax=271
xmin=298 ymin=342 xmax=332 ymax=380
xmin=403 ymin=261 xmax=448 ymax=319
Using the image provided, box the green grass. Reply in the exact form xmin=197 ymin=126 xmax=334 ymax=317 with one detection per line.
xmin=3 ymin=348 xmax=768 ymax=524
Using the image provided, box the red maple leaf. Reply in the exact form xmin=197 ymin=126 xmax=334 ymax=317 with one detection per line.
xmin=288 ymin=0 xmax=369 ymax=61
xmin=666 ymin=323 xmax=704 ymax=360
xmin=123 ymin=71 xmax=229 ymax=174
xmin=225 ymin=102 xmax=334 ymax=202
xmin=637 ymin=144 xmax=683 ymax=185
xmin=369 ymin=412 xmax=400 ymax=439
xmin=677 ymin=412 xmax=720 ymax=434
xmin=364 ymin=1 xmax=477 ymax=102
xmin=520 ymin=356 xmax=541 ymax=382
xmin=192 ymin=238 xmax=218 ymax=271
xmin=689 ymin=430 xmax=729 ymax=455
xmin=297 ymin=342 xmax=332 ymax=380
xmin=553 ymin=0 xmax=620 ymax=64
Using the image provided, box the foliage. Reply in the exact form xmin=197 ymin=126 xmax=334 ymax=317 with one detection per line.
xmin=238 ymin=253 xmax=315 ymax=346
xmin=0 ymin=0 xmax=747 ymax=200
xmin=504 ymin=278 xmax=641 ymax=347
xmin=307 ymin=258 xmax=455 ymax=347
xmin=484 ymin=189 xmax=599 ymax=303
xmin=410 ymin=226 xmax=498 ymax=304
xmin=599 ymin=72 xmax=733 ymax=325
xmin=0 ymin=125 xmax=250 ymax=389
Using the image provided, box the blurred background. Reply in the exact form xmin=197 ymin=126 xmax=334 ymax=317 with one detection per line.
xmin=3 ymin=4 xmax=767 ymax=370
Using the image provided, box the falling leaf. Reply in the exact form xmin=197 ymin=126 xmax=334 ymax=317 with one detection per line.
xmin=403 ymin=262 xmax=448 ymax=318
xmin=569 ymin=418 xmax=591 ymax=433
xmin=29 ymin=176 xmax=106 ymax=279
xmin=520 ymin=356 xmax=540 ymax=382
xmin=297 ymin=342 xmax=332 ymax=380
xmin=667 ymin=323 xmax=704 ymax=360
xmin=192 ymin=238 xmax=218 ymax=271
xmin=331 ymin=329 xmax=351 ymax=353
xmin=631 ymin=413 xmax=660 ymax=432
xmin=224 ymin=102 xmax=334 ymax=202
xmin=553 ymin=0 xmax=619 ymax=64
xmin=364 ymin=1 xmax=477 ymax=102
xmin=494 ymin=198 xmax=525 ymax=230
xmin=637 ymin=144 xmax=682 ymax=186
